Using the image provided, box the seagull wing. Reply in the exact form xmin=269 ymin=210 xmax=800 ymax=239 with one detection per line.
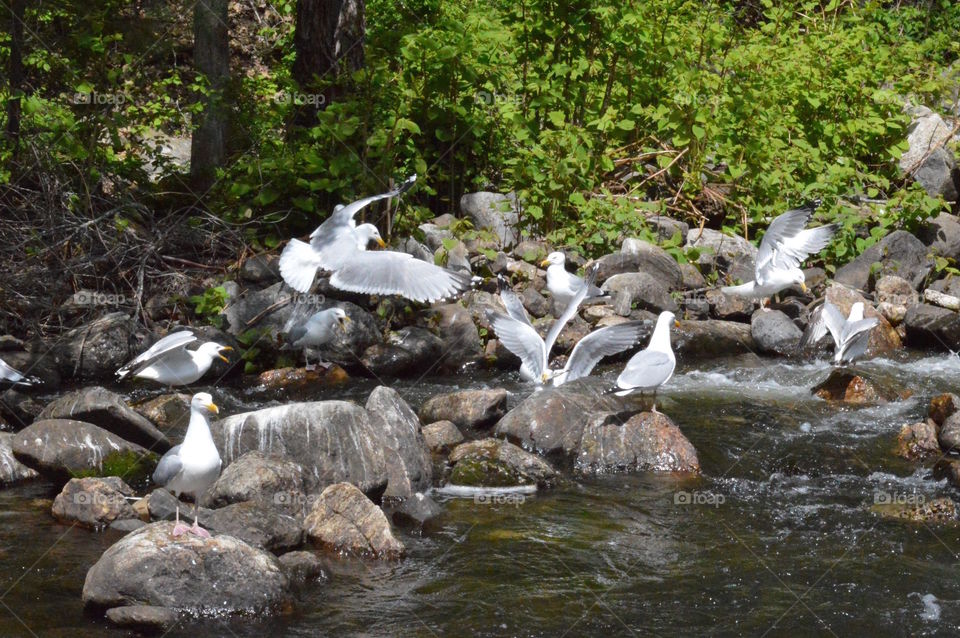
xmin=328 ymin=248 xmax=473 ymax=303
xmin=0 ymin=358 xmax=34 ymax=385
xmin=837 ymin=317 xmax=879 ymax=363
xmin=309 ymin=175 xmax=417 ymax=253
xmin=497 ymin=275 xmax=532 ymax=326
xmin=544 ymin=263 xmax=597 ymax=357
xmin=563 ymin=321 xmax=646 ymax=383
xmin=152 ymin=444 xmax=183 ymax=487
xmin=616 ymin=349 xmax=675 ymax=391
xmin=756 ymin=207 xmax=814 ymax=281
xmin=487 ymin=311 xmax=547 ymax=381
xmin=800 ymin=302 xmax=846 ymax=349
xmin=756 ymin=204 xmax=836 ymax=285
xmin=117 ymin=331 xmax=197 ymax=380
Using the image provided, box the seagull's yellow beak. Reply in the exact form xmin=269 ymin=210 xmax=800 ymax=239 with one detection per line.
xmin=540 ymin=258 xmax=550 ymax=267
xmin=207 ymin=402 xmax=219 ymax=414
xmin=218 ymin=346 xmax=232 ymax=363
xmin=339 ymin=316 xmax=352 ymax=330
xmin=800 ymin=282 xmax=808 ymax=293
xmin=674 ymin=320 xmax=681 ymax=328
xmin=376 ymin=238 xmax=387 ymax=248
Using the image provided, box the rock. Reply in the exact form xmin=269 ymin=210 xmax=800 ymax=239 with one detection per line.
xmin=834 ymin=230 xmax=934 ymax=291
xmin=902 ymin=303 xmax=960 ymax=349
xmin=929 ymin=393 xmax=960 ymax=426
xmin=365 ymin=386 xmax=433 ymax=498
xmin=0 ymin=388 xmax=44 ymax=429
xmin=673 ymin=320 xmax=755 ymax=359
xmin=705 ymin=289 xmax=754 ymax=321
xmin=824 ymin=284 xmax=902 ymax=357
xmin=811 ymin=370 xmax=907 ymax=405
xmin=311 ymin=302 xmax=382 ymax=368
xmin=104 ymin=605 xmax=180 ymax=631
xmin=934 ymin=458 xmax=960 ymax=489
xmin=0 ymin=349 xmax=61 ymax=390
xmin=82 ymin=521 xmax=292 ymax=614
xmin=240 ymin=254 xmax=281 ymax=284
xmin=205 ymin=451 xmax=306 ymax=516
xmin=278 ymin=551 xmax=325 ymax=587
xmin=871 ymin=496 xmax=958 ymax=523
xmin=401 ymin=237 xmax=434 ymax=263
xmin=0 ymin=432 xmax=37 ymax=484
xmin=929 ymin=277 xmax=960 ymax=298
xmin=382 ymin=492 xmax=442 ymax=529
xmin=303 ymin=482 xmax=404 ymax=559
xmin=447 ymin=438 xmax=558 ymax=488
xmin=56 ymin=312 xmax=136 ymax=381
xmin=204 ymin=501 xmax=303 ymax=552
xmin=460 ymin=192 xmax=520 ymax=249
xmin=552 ymin=315 xmax=593 ymax=351
xmin=618 ymin=239 xmax=685 ymax=290
xmin=146 ymin=488 xmax=213 ymax=523
xmin=134 ymin=393 xmax=191 ymax=441
xmin=640 ymin=216 xmax=689 ymax=243
xmin=221 ymin=282 xmax=293 ymax=337
xmin=875 ymin=275 xmax=918 ymax=307
xmin=422 ymin=420 xmax=465 ymax=454
xmin=679 ymin=263 xmax=706 ymax=290
xmin=256 ymin=366 xmax=349 ymax=394
xmin=939 ymin=411 xmax=960 ymax=452
xmin=750 ymin=309 xmax=802 ymax=355
xmin=361 ymin=327 xmax=443 ymax=377
xmin=601 ymin=272 xmax=677 ymax=315
xmin=418 ymin=222 xmax=453 ymax=252
xmin=12 ymin=419 xmax=156 ymax=481
xmin=914 ymin=149 xmax=959 ymax=201
xmin=109 ymin=519 xmax=146 ymax=533
xmin=920 ymin=213 xmax=960 ymax=261
xmin=51 ymin=476 xmax=137 ymax=529
xmin=575 ymin=412 xmax=699 ymax=474
xmin=900 ymin=107 xmax=959 ymax=201
xmin=419 ymin=389 xmax=508 ymax=430
xmin=443 ymin=239 xmax=472 ymax=274
xmin=37 ymin=386 xmax=171 ymax=452
xmin=896 ymin=420 xmax=940 ymax=460
xmin=520 ymin=286 xmax=551 ymax=318
xmin=512 ymin=240 xmax=549 ymax=263
xmin=684 ymin=227 xmax=757 ymax=277
xmin=430 ymin=304 xmax=482 ymax=370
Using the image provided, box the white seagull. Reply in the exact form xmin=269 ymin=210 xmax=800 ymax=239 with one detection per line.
xmin=540 ymin=251 xmax=607 ymax=309
xmin=799 ymin=301 xmax=879 ymax=365
xmin=282 ymin=306 xmax=351 ymax=369
xmin=152 ymin=392 xmax=222 ymax=538
xmin=116 ymin=331 xmax=232 ymax=385
xmin=0 ymin=358 xmax=38 ymax=386
xmin=611 ymin=310 xmax=680 ymax=411
xmin=489 ymin=269 xmax=644 ymax=385
xmin=721 ymin=204 xmax=837 ymax=305
xmin=278 ymin=176 xmax=474 ymax=303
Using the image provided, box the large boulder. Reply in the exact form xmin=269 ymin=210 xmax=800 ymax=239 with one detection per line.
xmin=575 ymin=412 xmax=700 ymax=474
xmin=899 ymin=106 xmax=960 ymax=201
xmin=673 ymin=320 xmax=755 ymax=359
xmin=602 ymin=272 xmax=677 ymax=315
xmin=56 ymin=312 xmax=137 ymax=381
xmin=133 ymin=393 xmax=191 ymax=441
xmin=812 ymin=370 xmax=908 ymax=405
xmin=684 ymin=228 xmax=757 ymax=279
xmin=447 ymin=438 xmax=558 ymax=488
xmin=422 ymin=420 xmax=464 ymax=455
xmin=705 ymin=289 xmax=754 ymax=322
xmin=0 ymin=432 xmax=38 ymax=484
xmin=365 ymin=386 xmax=433 ymax=498
xmin=593 ymin=241 xmax=685 ymax=291
xmin=902 ymin=303 xmax=960 ymax=350
xmin=305 ymin=302 xmax=382 ymax=369
xmin=205 ymin=451 xmax=306 ymax=516
xmin=834 ymin=231 xmax=934 ymax=291
xmin=221 ymin=282 xmax=294 ymax=337
xmin=418 ymin=389 xmax=508 ymax=430
xmin=51 ymin=476 xmax=138 ymax=529
xmin=750 ymin=309 xmax=802 ymax=355
xmin=459 ymin=192 xmax=519 ymax=249
xmin=12 ymin=419 xmax=156 ymax=481
xmin=203 ymin=501 xmax=303 ymax=553
xmin=37 ymin=386 xmax=171 ymax=452
xmin=360 ymin=327 xmax=443 ymax=377
xmin=82 ymin=521 xmax=292 ymax=615
xmin=920 ymin=213 xmax=960 ymax=262
xmin=430 ymin=304 xmax=483 ymax=371
xmin=303 ymin=482 xmax=404 ymax=559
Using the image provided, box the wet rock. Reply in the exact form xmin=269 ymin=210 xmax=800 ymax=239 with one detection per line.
xmin=576 ymin=412 xmax=700 ymax=474
xmin=52 ymin=476 xmax=137 ymax=529
xmin=896 ymin=420 xmax=940 ymax=460
xmin=419 ymin=389 xmax=508 ymax=430
xmin=382 ymin=492 xmax=442 ymax=530
xmin=303 ymin=482 xmax=404 ymax=559
xmin=939 ymin=412 xmax=960 ymax=452
xmin=0 ymin=388 xmax=44 ymax=429
xmin=902 ymin=303 xmax=960 ymax=350
xmin=751 ymin=309 xmax=802 ymax=355
xmin=705 ymin=289 xmax=754 ymax=322
xmin=278 ymin=551 xmax=325 ymax=588
xmin=422 ymin=420 xmax=465 ymax=455
xmin=37 ymin=386 xmax=171 ymax=452
xmin=12 ymin=419 xmax=157 ymax=481
xmin=0 ymin=432 xmax=38 ymax=484
xmin=109 ymin=519 xmax=146 ymax=533
xmin=934 ymin=458 xmax=960 ymax=489
xmin=684 ymin=227 xmax=757 ymax=277
xmin=104 ymin=605 xmax=180 ymax=632
xmin=834 ymin=231 xmax=934 ymax=291
xmin=617 ymin=239 xmax=685 ymax=290
xmin=812 ymin=370 xmax=907 ymax=405
xmin=240 ymin=254 xmax=281 ymax=284
xmin=871 ymin=496 xmax=958 ymax=523
xmin=680 ymin=297 xmax=710 ymax=320
xmin=0 ymin=349 xmax=61 ymax=390
xmin=460 ymin=191 xmax=519 ymax=249
xmin=365 ymin=386 xmax=433 ymax=498
xmin=602 ymin=272 xmax=677 ymax=315
xmin=221 ymin=282 xmax=293 ymax=338
xmin=205 ymin=451 xmax=306 ymax=516
xmin=82 ymin=521 xmax=292 ymax=614
xmin=146 ymin=488 xmax=213 ymax=523
xmin=673 ymin=320 xmax=755 ymax=359
xmin=133 ymin=393 xmax=191 ymax=440
xmin=430 ymin=304 xmax=483 ymax=370
xmin=929 ymin=393 xmax=960 ymax=426
xmin=56 ymin=312 xmax=136 ymax=381
xmin=824 ymin=284 xmax=902 ymax=357
xmin=361 ymin=327 xmax=443 ymax=377
xmin=520 ymin=286 xmax=551 ymax=318
xmin=256 ymin=366 xmax=349 ymax=393
xmin=447 ymin=438 xmax=557 ymax=488
xmin=204 ymin=501 xmax=303 ymax=552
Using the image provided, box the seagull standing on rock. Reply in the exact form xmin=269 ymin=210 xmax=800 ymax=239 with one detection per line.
xmin=116 ymin=331 xmax=232 ymax=386
xmin=541 ymin=252 xmax=607 ymax=309
xmin=282 ymin=307 xmax=351 ymax=370
xmin=611 ymin=310 xmax=680 ymax=412
xmin=152 ymin=392 xmax=222 ymax=538
xmin=721 ymin=204 xmax=838 ymax=307
xmin=799 ymin=301 xmax=879 ymax=365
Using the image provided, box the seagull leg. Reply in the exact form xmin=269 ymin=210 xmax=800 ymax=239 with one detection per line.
xmin=189 ymin=500 xmax=211 ymax=539
xmin=304 ymin=351 xmax=316 ymax=372
xmin=760 ymin=298 xmax=772 ymax=313
xmin=172 ymin=500 xmax=190 ymax=537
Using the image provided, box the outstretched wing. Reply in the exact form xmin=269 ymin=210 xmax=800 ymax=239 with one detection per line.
xmin=756 ymin=204 xmax=836 ymax=285
xmin=498 ymin=275 xmax=532 ymax=326
xmin=328 ymin=248 xmax=473 ymax=303
xmin=117 ymin=331 xmax=196 ymax=380
xmin=562 ymin=320 xmax=646 ymax=383
xmin=799 ymin=301 xmax=845 ymax=350
xmin=487 ymin=310 xmax=547 ymax=381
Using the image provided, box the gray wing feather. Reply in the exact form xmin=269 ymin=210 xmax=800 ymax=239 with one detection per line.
xmin=328 ymin=249 xmax=472 ymax=303
xmin=487 ymin=311 xmax=546 ymax=380
xmin=152 ymin=445 xmax=183 ymax=486
xmin=498 ymin=276 xmax=532 ymax=326
xmin=616 ymin=349 xmax=674 ymax=390
xmin=117 ymin=331 xmax=196 ymax=379
xmin=756 ymin=207 xmax=813 ymax=281
xmin=837 ymin=317 xmax=879 ymax=363
xmin=563 ymin=321 xmax=646 ymax=382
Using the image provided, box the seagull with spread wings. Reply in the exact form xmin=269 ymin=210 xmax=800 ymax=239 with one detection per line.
xmin=799 ymin=301 xmax=878 ymax=365
xmin=116 ymin=331 xmax=232 ymax=386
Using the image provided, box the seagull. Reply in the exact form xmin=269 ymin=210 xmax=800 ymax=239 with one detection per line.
xmin=540 ymin=251 xmax=607 ymax=309
xmin=489 ymin=269 xmax=644 ymax=385
xmin=282 ymin=307 xmax=351 ymax=369
xmin=152 ymin=392 xmax=222 ymax=538
xmin=799 ymin=301 xmax=879 ymax=364
xmin=0 ymin=358 xmax=39 ymax=386
xmin=610 ymin=310 xmax=680 ymax=412
xmin=721 ymin=203 xmax=838 ymax=306
xmin=116 ymin=331 xmax=232 ymax=385
xmin=278 ymin=176 xmax=474 ymax=303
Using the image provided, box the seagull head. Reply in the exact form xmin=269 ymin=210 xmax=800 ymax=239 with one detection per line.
xmin=356 ymin=223 xmax=387 ymax=249
xmin=540 ymin=252 xmax=565 ymax=268
xmin=332 ymin=307 xmax=351 ymax=331
xmin=792 ymin=270 xmax=808 ymax=293
xmin=191 ymin=392 xmax=219 ymax=415
xmin=658 ymin=310 xmax=679 ymax=329
xmin=197 ymin=341 xmax=232 ymax=363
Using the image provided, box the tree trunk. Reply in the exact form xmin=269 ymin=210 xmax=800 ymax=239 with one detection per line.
xmin=190 ymin=0 xmax=230 ymax=191
xmin=292 ymin=0 xmax=365 ymax=123
xmin=5 ymin=0 xmax=25 ymax=158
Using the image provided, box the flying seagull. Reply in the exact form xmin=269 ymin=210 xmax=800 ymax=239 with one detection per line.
xmin=152 ymin=392 xmax=222 ymax=538
xmin=0 ymin=358 xmax=39 ymax=386
xmin=282 ymin=306 xmax=351 ymax=369
xmin=721 ymin=203 xmax=838 ymax=305
xmin=116 ymin=330 xmax=232 ymax=386
xmin=610 ymin=310 xmax=680 ymax=412
xmin=799 ymin=301 xmax=878 ymax=364
xmin=540 ymin=251 xmax=608 ymax=309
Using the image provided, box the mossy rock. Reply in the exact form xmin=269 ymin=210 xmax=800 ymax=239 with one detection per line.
xmin=72 ymin=450 xmax=159 ymax=482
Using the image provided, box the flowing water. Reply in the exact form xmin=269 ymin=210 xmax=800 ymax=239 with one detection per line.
xmin=3 ymin=352 xmax=960 ymax=636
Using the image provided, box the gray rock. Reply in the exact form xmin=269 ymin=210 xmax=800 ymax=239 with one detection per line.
xmin=401 ymin=237 xmax=434 ymax=263
xmin=913 ymin=148 xmax=958 ymax=201
xmin=705 ymin=289 xmax=754 ymax=321
xmin=205 ymin=451 xmax=306 ymax=516
xmin=602 ymin=272 xmax=677 ymax=314
xmin=900 ymin=108 xmax=959 ymax=201
xmin=12 ymin=419 xmax=156 ymax=481
xmin=684 ymin=228 xmax=757 ymax=277
xmin=82 ymin=521 xmax=292 ymax=614
xmin=422 ymin=420 xmax=465 ymax=454
xmin=447 ymin=438 xmax=558 ymax=488
xmin=221 ymin=282 xmax=294 ymax=337
xmin=939 ymin=412 xmax=960 ymax=452
xmin=419 ymin=389 xmax=508 ymax=430
xmin=903 ymin=303 xmax=960 ymax=350
xmin=750 ymin=309 xmax=802 ymax=355
xmin=0 ymin=432 xmax=38 ymax=484
xmin=361 ymin=327 xmax=443 ymax=377
xmin=921 ymin=213 xmax=960 ymax=261
xmin=679 ymin=263 xmax=706 ymax=290
xmin=618 ymin=239 xmax=685 ymax=290
xmin=108 ymin=519 xmax=146 ymax=533
xmin=278 ymin=551 xmax=325 ymax=587
xmin=575 ymin=411 xmax=700 ymax=474
xmin=418 ymin=222 xmax=454 ymax=252
xmin=640 ymin=216 xmax=689 ymax=243
xmin=0 ymin=388 xmax=44 ymax=430
xmin=365 ymin=386 xmax=433 ymax=498
xmin=929 ymin=393 xmax=960 ymax=426
xmin=146 ymin=488 xmax=213 ymax=523
xmin=430 ymin=304 xmax=482 ymax=371
xmin=520 ymin=286 xmax=551 ymax=318
xmin=512 ymin=240 xmax=550 ymax=262
xmin=460 ymin=192 xmax=520 ymax=249
xmin=104 ymin=605 xmax=180 ymax=631
xmin=673 ymin=320 xmax=755 ymax=359
xmin=875 ymin=275 xmax=918 ymax=307
xmin=38 ymin=386 xmax=171 ymax=452
xmin=382 ymin=492 xmax=442 ymax=529
xmin=834 ymin=230 xmax=934 ymax=291
xmin=240 ymin=254 xmax=281 ymax=284
xmin=303 ymin=482 xmax=404 ymax=559
xmin=133 ymin=393 xmax=192 ymax=442
xmin=204 ymin=501 xmax=303 ymax=552
xmin=51 ymin=476 xmax=137 ymax=529
xmin=56 ymin=312 xmax=136 ymax=381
